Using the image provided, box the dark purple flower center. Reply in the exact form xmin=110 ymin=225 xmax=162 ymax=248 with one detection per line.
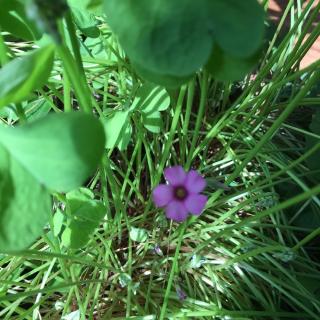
xmin=174 ymin=186 xmax=188 ymax=200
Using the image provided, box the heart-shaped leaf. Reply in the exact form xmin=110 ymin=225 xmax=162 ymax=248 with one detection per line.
xmin=131 ymin=83 xmax=170 ymax=114
xmin=104 ymin=0 xmax=264 ymax=84
xmin=103 ymin=109 xmax=132 ymax=150
xmin=0 ymin=45 xmax=55 ymax=108
xmin=61 ymin=188 xmax=106 ymax=249
xmin=0 ymin=144 xmax=51 ymax=251
xmin=206 ymin=0 xmax=265 ymax=58
xmin=71 ymin=6 xmax=100 ymax=38
xmin=103 ymin=0 xmax=212 ymax=77
xmin=206 ymin=46 xmax=261 ymax=81
xmin=131 ymin=59 xmax=193 ymax=88
xmin=142 ymin=111 xmax=163 ymax=134
xmin=129 ymin=227 xmax=148 ymax=243
xmin=0 ymin=112 xmax=106 ymax=192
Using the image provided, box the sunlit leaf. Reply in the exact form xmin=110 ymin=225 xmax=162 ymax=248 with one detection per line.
xmin=71 ymin=6 xmax=100 ymax=38
xmin=129 ymin=227 xmax=148 ymax=243
xmin=103 ymin=109 xmax=132 ymax=150
xmin=0 ymin=45 xmax=55 ymax=108
xmin=0 ymin=112 xmax=105 ymax=192
xmin=131 ymin=83 xmax=170 ymax=113
xmin=0 ymin=145 xmax=51 ymax=251
xmin=142 ymin=111 xmax=162 ymax=133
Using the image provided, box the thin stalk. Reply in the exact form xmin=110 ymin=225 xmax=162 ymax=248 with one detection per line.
xmin=186 ymin=72 xmax=209 ymax=169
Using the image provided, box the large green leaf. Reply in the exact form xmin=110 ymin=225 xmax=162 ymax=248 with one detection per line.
xmin=104 ymin=0 xmax=264 ymax=84
xmin=0 ymin=0 xmax=41 ymax=41
xmin=0 ymin=45 xmax=55 ymax=108
xmin=0 ymin=144 xmax=51 ymax=251
xmin=206 ymin=0 xmax=265 ymax=58
xmin=131 ymin=59 xmax=193 ymax=88
xmin=206 ymin=46 xmax=261 ymax=81
xmin=61 ymin=188 xmax=106 ymax=249
xmin=103 ymin=0 xmax=212 ymax=77
xmin=0 ymin=112 xmax=105 ymax=192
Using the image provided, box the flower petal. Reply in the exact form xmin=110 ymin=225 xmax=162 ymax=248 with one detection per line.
xmin=185 ymin=170 xmax=206 ymax=193
xmin=152 ymin=184 xmax=173 ymax=207
xmin=184 ymin=194 xmax=208 ymax=215
xmin=164 ymin=166 xmax=186 ymax=186
xmin=165 ymin=200 xmax=188 ymax=222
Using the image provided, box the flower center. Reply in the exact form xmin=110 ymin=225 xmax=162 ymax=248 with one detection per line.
xmin=174 ymin=186 xmax=188 ymax=200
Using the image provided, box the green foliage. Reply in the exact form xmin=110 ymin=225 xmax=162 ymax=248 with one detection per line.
xmin=0 ymin=144 xmax=51 ymax=251
xmin=70 ymin=7 xmax=100 ymax=38
xmin=129 ymin=227 xmax=148 ymax=243
xmin=0 ymin=113 xmax=105 ymax=250
xmin=0 ymin=45 xmax=55 ymax=108
xmin=1 ymin=1 xmax=320 ymax=319
xmin=206 ymin=0 xmax=264 ymax=58
xmin=103 ymin=0 xmax=211 ymax=77
xmin=26 ymin=0 xmax=69 ymax=42
xmin=206 ymin=46 xmax=261 ymax=81
xmin=132 ymin=83 xmax=170 ymax=133
xmin=132 ymin=60 xmax=193 ymax=88
xmin=103 ymin=0 xmax=264 ymax=85
xmin=0 ymin=112 xmax=105 ymax=192
xmin=61 ymin=188 xmax=106 ymax=249
xmin=306 ymin=110 xmax=320 ymax=181
xmin=104 ymin=109 xmax=132 ymax=150
xmin=0 ymin=0 xmax=41 ymax=41
xmin=104 ymin=83 xmax=170 ymax=149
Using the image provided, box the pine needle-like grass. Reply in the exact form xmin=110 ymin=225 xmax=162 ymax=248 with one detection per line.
xmin=0 ymin=0 xmax=320 ymax=319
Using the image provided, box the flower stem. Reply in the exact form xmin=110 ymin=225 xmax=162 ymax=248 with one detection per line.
xmin=186 ymin=71 xmax=209 ymax=170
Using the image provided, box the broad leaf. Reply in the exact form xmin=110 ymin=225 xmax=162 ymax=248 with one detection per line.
xmin=103 ymin=0 xmax=264 ymax=84
xmin=0 ymin=144 xmax=51 ymax=251
xmin=71 ymin=7 xmax=100 ymax=38
xmin=0 ymin=112 xmax=105 ymax=192
xmin=53 ymin=209 xmax=65 ymax=237
xmin=142 ymin=111 xmax=162 ymax=134
xmin=103 ymin=110 xmax=132 ymax=150
xmin=0 ymin=0 xmax=41 ymax=41
xmin=0 ymin=45 xmax=55 ymax=108
xmin=61 ymin=188 xmax=106 ymax=249
xmin=206 ymin=0 xmax=265 ymax=58
xmin=206 ymin=46 xmax=261 ymax=81
xmin=131 ymin=83 xmax=170 ymax=133
xmin=129 ymin=227 xmax=148 ymax=243
xmin=103 ymin=0 xmax=212 ymax=76
xmin=132 ymin=60 xmax=193 ymax=88
xmin=131 ymin=83 xmax=170 ymax=114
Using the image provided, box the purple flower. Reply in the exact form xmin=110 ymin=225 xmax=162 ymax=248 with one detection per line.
xmin=152 ymin=166 xmax=208 ymax=222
